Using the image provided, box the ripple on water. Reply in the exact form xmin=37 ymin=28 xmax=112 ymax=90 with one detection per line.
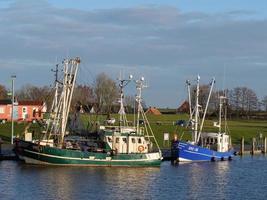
xmin=1 ymin=156 xmax=267 ymax=200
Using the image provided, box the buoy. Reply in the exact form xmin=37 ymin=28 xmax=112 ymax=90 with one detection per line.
xmin=138 ymin=145 xmax=145 ymax=152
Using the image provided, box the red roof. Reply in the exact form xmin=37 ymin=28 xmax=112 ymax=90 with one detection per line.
xmin=18 ymin=101 xmax=44 ymax=106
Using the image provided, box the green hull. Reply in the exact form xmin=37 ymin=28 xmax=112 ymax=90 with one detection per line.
xmin=15 ymin=140 xmax=162 ymax=167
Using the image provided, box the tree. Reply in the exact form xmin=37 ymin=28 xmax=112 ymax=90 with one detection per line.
xmin=16 ymin=84 xmax=54 ymax=109
xmin=262 ymin=96 xmax=267 ymax=112
xmin=190 ymin=84 xmax=217 ymax=114
xmin=93 ymin=73 xmax=119 ymax=116
xmin=228 ymin=87 xmax=258 ymax=117
xmin=0 ymin=84 xmax=8 ymax=99
xmin=72 ymin=84 xmax=94 ymax=109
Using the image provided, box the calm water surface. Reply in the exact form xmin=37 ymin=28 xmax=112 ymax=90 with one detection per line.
xmin=1 ymin=156 xmax=267 ymax=200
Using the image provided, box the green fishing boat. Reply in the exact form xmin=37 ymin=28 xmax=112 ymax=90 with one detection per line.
xmin=14 ymin=57 xmax=162 ymax=167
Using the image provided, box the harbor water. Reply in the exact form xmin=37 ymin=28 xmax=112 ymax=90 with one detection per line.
xmin=1 ymin=156 xmax=267 ymax=200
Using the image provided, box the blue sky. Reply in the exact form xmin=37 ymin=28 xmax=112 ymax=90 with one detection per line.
xmin=0 ymin=0 xmax=266 ymax=107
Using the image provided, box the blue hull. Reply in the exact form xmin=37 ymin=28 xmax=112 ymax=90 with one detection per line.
xmin=175 ymin=142 xmax=234 ymax=162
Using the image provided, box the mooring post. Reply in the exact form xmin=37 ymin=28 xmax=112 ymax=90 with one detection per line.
xmin=251 ymin=137 xmax=255 ymax=155
xmin=263 ymin=137 xmax=267 ymax=154
xmin=240 ymin=137 xmax=244 ymax=155
xmin=0 ymin=137 xmax=2 ymax=155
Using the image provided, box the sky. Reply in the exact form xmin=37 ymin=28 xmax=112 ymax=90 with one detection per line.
xmin=0 ymin=0 xmax=266 ymax=108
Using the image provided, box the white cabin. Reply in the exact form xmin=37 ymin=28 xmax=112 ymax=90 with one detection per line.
xmin=201 ymin=132 xmax=231 ymax=152
xmin=100 ymin=126 xmax=152 ymax=154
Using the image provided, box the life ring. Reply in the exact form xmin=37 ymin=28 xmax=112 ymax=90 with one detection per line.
xmin=138 ymin=145 xmax=145 ymax=152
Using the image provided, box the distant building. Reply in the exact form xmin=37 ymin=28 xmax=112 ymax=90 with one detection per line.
xmin=145 ymin=107 xmax=162 ymax=115
xmin=0 ymin=99 xmax=47 ymax=122
xmin=177 ymin=101 xmax=190 ymax=113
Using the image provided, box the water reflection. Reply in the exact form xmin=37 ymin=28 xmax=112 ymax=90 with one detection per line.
xmin=2 ymin=157 xmax=267 ymax=200
xmin=5 ymin=164 xmax=160 ymax=200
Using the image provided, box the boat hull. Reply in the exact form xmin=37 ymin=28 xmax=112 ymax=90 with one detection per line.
xmin=173 ymin=141 xmax=234 ymax=162
xmin=14 ymin=140 xmax=162 ymax=167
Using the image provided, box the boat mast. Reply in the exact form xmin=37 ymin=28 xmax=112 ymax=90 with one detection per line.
xmin=219 ymin=96 xmax=226 ymax=134
xmin=118 ymin=73 xmax=133 ymax=130
xmin=197 ymin=77 xmax=215 ymax=143
xmin=193 ymin=75 xmax=200 ymax=143
xmin=186 ymin=80 xmax=194 ymax=141
xmin=186 ymin=80 xmax=193 ymax=121
xmin=60 ymin=58 xmax=80 ymax=145
xmin=134 ymin=77 xmax=161 ymax=154
xmin=135 ymin=77 xmax=146 ymax=134
xmin=46 ymin=57 xmax=80 ymax=146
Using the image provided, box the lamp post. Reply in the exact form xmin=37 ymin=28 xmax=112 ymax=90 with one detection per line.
xmin=11 ymin=75 xmax=16 ymax=144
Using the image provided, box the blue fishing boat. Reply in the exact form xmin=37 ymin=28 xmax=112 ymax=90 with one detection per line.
xmin=172 ymin=76 xmax=234 ymax=162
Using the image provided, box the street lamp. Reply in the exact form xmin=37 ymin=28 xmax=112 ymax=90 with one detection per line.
xmin=11 ymin=75 xmax=16 ymax=144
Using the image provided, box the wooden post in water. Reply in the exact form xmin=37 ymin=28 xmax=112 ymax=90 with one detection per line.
xmin=263 ymin=137 xmax=267 ymax=154
xmin=240 ymin=137 xmax=244 ymax=155
xmin=0 ymin=137 xmax=2 ymax=155
xmin=251 ymin=138 xmax=255 ymax=155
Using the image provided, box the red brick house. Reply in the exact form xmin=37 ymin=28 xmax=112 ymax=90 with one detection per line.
xmin=0 ymin=99 xmax=47 ymax=122
xmin=177 ymin=101 xmax=190 ymax=113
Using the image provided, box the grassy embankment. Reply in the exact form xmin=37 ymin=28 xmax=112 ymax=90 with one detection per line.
xmin=0 ymin=114 xmax=267 ymax=147
xmin=0 ymin=122 xmax=43 ymax=143
xmin=80 ymin=113 xmax=267 ymax=146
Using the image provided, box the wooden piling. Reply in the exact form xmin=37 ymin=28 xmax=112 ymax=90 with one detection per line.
xmin=263 ymin=137 xmax=267 ymax=154
xmin=0 ymin=137 xmax=2 ymax=155
xmin=251 ymin=137 xmax=255 ymax=155
xmin=240 ymin=137 xmax=244 ymax=155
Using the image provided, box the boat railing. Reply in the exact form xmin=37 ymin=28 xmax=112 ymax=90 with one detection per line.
xmin=100 ymin=125 xmax=145 ymax=135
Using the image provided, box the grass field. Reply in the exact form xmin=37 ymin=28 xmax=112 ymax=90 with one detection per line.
xmin=1 ymin=114 xmax=267 ymax=147
xmin=80 ymin=113 xmax=267 ymax=146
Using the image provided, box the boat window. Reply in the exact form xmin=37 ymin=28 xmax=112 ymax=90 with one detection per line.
xmin=116 ymin=138 xmax=120 ymax=143
xmin=132 ymin=138 xmax=135 ymax=143
xmin=123 ymin=138 xmax=127 ymax=143
xmin=138 ymin=138 xmax=142 ymax=144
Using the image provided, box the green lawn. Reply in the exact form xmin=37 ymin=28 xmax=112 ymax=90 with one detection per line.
xmin=1 ymin=114 xmax=267 ymax=147
xmin=81 ymin=113 xmax=267 ymax=146
xmin=0 ymin=122 xmax=43 ymax=143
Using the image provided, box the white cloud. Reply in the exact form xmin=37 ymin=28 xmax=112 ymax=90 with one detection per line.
xmin=0 ymin=0 xmax=266 ymax=106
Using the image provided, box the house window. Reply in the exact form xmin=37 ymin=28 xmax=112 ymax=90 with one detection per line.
xmin=132 ymin=138 xmax=135 ymax=144
xmin=138 ymin=138 xmax=142 ymax=144
xmin=116 ymin=138 xmax=120 ymax=143
xmin=122 ymin=138 xmax=127 ymax=143
xmin=33 ymin=109 xmax=36 ymax=117
xmin=22 ymin=107 xmax=27 ymax=113
xmin=0 ymin=107 xmax=4 ymax=114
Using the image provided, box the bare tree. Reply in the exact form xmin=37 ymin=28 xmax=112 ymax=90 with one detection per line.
xmin=72 ymin=84 xmax=94 ymax=108
xmin=0 ymin=84 xmax=8 ymax=99
xmin=16 ymin=84 xmax=53 ymax=109
xmin=229 ymin=87 xmax=258 ymax=117
xmin=93 ymin=73 xmax=119 ymax=116
xmin=190 ymin=84 xmax=217 ymax=114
